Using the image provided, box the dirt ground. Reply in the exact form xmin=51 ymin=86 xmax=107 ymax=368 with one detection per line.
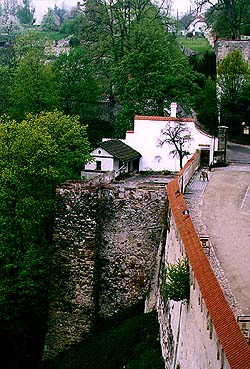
xmin=199 ymin=166 xmax=250 ymax=315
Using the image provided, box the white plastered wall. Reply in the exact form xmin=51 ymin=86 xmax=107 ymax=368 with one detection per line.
xmin=84 ymin=147 xmax=115 ymax=172
xmin=158 ymin=216 xmax=230 ymax=369
xmin=124 ymin=118 xmax=218 ymax=172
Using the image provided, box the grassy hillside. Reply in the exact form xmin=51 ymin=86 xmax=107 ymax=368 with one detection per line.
xmin=178 ymin=36 xmax=211 ymax=54
xmin=42 ymin=311 xmax=164 ymax=369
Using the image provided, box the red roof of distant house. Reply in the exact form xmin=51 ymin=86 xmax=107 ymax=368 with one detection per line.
xmin=135 ymin=115 xmax=194 ymax=122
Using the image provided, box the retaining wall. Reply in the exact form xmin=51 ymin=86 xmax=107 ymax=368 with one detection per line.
xmin=44 ymin=178 xmax=167 ymax=359
xmin=215 ymin=39 xmax=250 ymax=64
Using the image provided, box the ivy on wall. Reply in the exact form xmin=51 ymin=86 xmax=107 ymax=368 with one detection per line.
xmin=161 ymin=258 xmax=190 ymax=302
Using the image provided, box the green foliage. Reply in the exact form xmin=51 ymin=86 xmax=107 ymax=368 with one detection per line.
xmin=161 ymin=258 xmax=190 ymax=302
xmin=205 ymin=0 xmax=250 ymax=39
xmin=217 ymin=49 xmax=250 ymax=136
xmin=217 ymin=49 xmax=249 ymax=100
xmin=16 ymin=0 xmax=34 ymax=25
xmin=53 ymin=46 xmax=99 ymax=119
xmin=42 ymin=311 xmax=164 ymax=369
xmin=195 ymin=77 xmax=218 ymax=135
xmin=0 ymin=111 xmax=91 ymax=367
xmin=38 ymin=30 xmax=67 ymax=41
xmin=41 ymin=8 xmax=59 ymax=32
xmin=189 ymin=50 xmax=216 ymax=80
xmin=9 ymin=48 xmax=59 ymax=119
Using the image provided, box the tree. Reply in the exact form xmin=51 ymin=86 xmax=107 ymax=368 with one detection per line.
xmin=217 ymin=49 xmax=250 ymax=135
xmin=195 ymin=76 xmax=218 ymax=135
xmin=0 ymin=111 xmax=91 ymax=368
xmin=53 ymin=46 xmax=99 ymax=118
xmin=16 ymin=0 xmax=34 ymax=25
xmin=7 ymin=31 xmax=60 ymax=120
xmin=196 ymin=0 xmax=250 ymax=39
xmin=41 ymin=8 xmax=59 ymax=31
xmin=217 ymin=49 xmax=249 ymax=99
xmin=8 ymin=49 xmax=59 ymax=119
xmin=159 ymin=121 xmax=193 ymax=169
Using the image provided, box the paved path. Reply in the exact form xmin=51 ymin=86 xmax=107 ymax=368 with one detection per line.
xmin=185 ymin=165 xmax=250 ymax=316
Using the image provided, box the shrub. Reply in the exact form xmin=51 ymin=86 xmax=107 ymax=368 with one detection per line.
xmin=161 ymin=258 xmax=190 ymax=302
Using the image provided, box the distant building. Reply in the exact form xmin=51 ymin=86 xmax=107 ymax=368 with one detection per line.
xmin=185 ymin=15 xmax=207 ymax=36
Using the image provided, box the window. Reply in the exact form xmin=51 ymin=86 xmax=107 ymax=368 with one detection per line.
xmin=96 ymin=161 xmax=101 ymax=170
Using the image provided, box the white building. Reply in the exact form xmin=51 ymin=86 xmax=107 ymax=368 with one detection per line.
xmin=83 ymin=139 xmax=141 ymax=179
xmin=83 ymin=103 xmax=218 ymax=177
xmin=186 ymin=15 xmax=207 ymax=35
xmin=124 ymin=103 xmax=217 ymax=172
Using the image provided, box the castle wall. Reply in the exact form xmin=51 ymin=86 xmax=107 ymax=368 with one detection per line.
xmin=43 ymin=177 xmax=167 ymax=359
xmin=215 ymin=39 xmax=250 ymax=64
xmin=43 ymin=183 xmax=99 ymax=359
xmin=98 ymin=183 xmax=167 ymax=317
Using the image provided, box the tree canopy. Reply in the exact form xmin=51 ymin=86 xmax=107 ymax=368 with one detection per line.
xmin=0 ymin=111 xmax=91 ymax=368
xmin=217 ymin=49 xmax=250 ymax=136
xmin=200 ymin=0 xmax=250 ymax=39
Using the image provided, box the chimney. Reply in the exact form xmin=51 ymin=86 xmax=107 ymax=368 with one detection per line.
xmin=170 ymin=102 xmax=177 ymax=118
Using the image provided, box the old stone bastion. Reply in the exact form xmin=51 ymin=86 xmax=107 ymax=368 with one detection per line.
xmin=43 ymin=154 xmax=250 ymax=369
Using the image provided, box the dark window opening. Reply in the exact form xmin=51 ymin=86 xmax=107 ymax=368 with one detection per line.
xmin=96 ymin=161 xmax=101 ymax=170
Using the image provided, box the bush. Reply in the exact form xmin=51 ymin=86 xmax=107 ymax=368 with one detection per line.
xmin=161 ymin=258 xmax=190 ymax=302
xmin=42 ymin=310 xmax=165 ymax=369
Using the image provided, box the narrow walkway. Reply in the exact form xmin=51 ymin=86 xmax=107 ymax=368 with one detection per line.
xmin=184 ymin=168 xmax=243 ymax=317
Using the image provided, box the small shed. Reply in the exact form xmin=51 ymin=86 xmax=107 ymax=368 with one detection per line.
xmin=83 ymin=139 xmax=141 ymax=179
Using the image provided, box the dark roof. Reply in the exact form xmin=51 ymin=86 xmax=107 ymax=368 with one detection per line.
xmin=98 ymin=139 xmax=141 ymax=162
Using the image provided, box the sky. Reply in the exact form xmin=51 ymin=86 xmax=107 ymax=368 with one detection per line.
xmin=32 ymin=0 xmax=193 ymax=24
xmin=171 ymin=0 xmax=191 ymax=15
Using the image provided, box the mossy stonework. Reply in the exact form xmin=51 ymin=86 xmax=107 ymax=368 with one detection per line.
xmin=43 ymin=178 xmax=168 ymax=359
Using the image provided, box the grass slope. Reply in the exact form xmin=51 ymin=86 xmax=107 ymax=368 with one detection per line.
xmin=178 ymin=36 xmax=211 ymax=54
xmin=42 ymin=311 xmax=164 ymax=369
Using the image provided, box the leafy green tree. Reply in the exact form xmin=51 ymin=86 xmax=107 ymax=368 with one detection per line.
xmin=8 ymin=47 xmax=59 ymax=119
xmin=217 ymin=49 xmax=249 ymax=99
xmin=217 ymin=49 xmax=250 ymax=136
xmin=195 ymin=76 xmax=218 ymax=134
xmin=53 ymin=46 xmax=99 ymax=118
xmin=0 ymin=111 xmax=91 ymax=368
xmin=41 ymin=8 xmax=59 ymax=31
xmin=202 ymin=0 xmax=250 ymax=39
xmin=16 ymin=0 xmax=34 ymax=25
xmin=113 ymin=26 xmax=199 ymax=136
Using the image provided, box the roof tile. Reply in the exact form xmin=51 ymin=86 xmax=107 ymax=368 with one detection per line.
xmin=99 ymin=139 xmax=141 ymax=162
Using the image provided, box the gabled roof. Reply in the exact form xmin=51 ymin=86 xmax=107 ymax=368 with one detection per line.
xmin=99 ymin=139 xmax=141 ymax=162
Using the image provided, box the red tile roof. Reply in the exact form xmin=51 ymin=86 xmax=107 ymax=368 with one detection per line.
xmin=167 ymin=167 xmax=250 ymax=368
xmin=135 ymin=115 xmax=194 ymax=122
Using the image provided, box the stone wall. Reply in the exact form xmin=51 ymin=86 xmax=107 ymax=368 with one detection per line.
xmin=98 ymin=183 xmax=167 ymax=317
xmin=215 ymin=39 xmax=250 ymax=64
xmin=43 ymin=177 xmax=168 ymax=359
xmin=43 ymin=183 xmax=99 ymax=359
